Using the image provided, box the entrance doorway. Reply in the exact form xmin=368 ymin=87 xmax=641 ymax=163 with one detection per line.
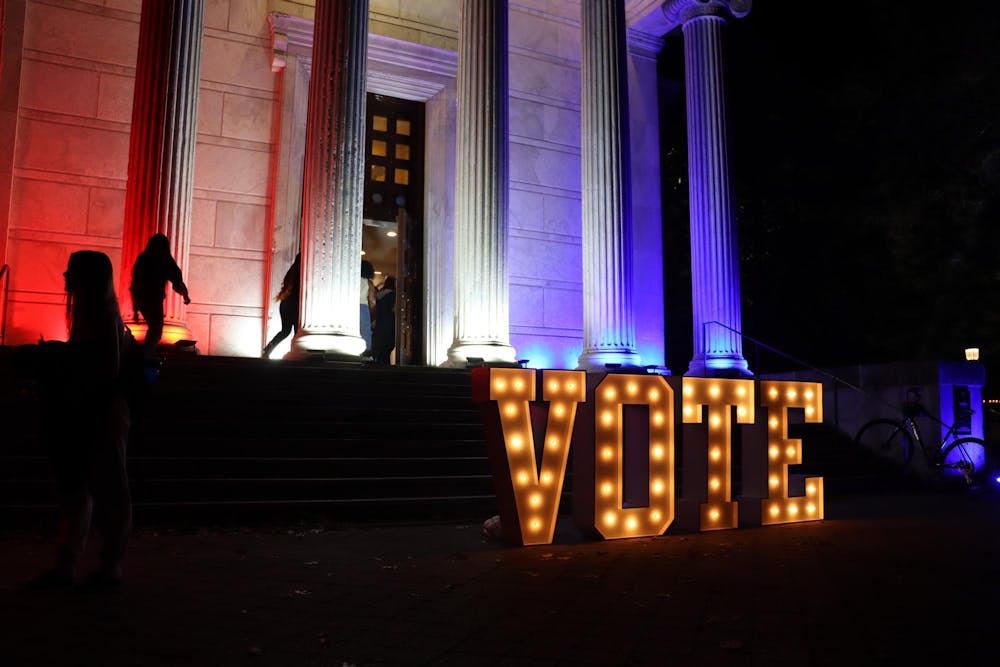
xmin=363 ymin=93 xmax=425 ymax=365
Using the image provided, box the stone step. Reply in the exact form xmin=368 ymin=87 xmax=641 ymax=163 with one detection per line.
xmin=0 ymin=474 xmax=496 ymax=502
xmin=0 ymin=454 xmax=492 ymax=479
xmin=137 ymin=474 xmax=495 ymax=502
xmin=0 ymin=495 xmax=506 ymax=527
xmin=1 ymin=348 xmax=919 ymax=524
xmin=0 ymin=350 xmax=496 ymax=522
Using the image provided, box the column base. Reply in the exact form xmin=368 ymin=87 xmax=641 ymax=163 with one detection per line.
xmin=287 ymin=331 xmax=367 ymax=361
xmin=685 ymin=354 xmax=753 ymax=378
xmin=576 ymin=348 xmax=642 ymax=373
xmin=125 ymin=320 xmax=199 ymax=353
xmin=443 ymin=342 xmax=518 ymax=368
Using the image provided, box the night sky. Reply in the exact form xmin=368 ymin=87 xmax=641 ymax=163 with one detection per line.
xmin=656 ymin=2 xmax=1000 ymax=390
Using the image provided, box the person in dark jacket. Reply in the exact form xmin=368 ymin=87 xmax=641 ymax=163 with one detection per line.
xmin=371 ymin=276 xmax=396 ymax=365
xmin=129 ymin=233 xmax=191 ymax=352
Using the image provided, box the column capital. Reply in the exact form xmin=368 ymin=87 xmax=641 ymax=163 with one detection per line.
xmin=269 ymin=12 xmax=314 ymax=72
xmin=662 ymin=0 xmax=750 ymax=29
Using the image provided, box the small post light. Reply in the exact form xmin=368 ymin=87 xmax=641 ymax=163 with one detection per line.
xmin=965 ymin=348 xmax=980 ymax=362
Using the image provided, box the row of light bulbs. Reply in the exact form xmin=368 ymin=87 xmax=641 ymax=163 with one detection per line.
xmin=477 ymin=368 xmax=824 ymax=545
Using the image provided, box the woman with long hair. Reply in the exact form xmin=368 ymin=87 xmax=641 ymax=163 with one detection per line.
xmin=262 ymin=252 xmax=301 ymax=358
xmin=27 ymin=250 xmax=133 ymax=591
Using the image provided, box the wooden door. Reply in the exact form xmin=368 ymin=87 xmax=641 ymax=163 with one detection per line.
xmin=395 ymin=207 xmax=422 ymax=365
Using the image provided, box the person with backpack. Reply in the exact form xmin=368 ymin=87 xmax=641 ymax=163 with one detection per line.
xmin=129 ymin=233 xmax=191 ymax=352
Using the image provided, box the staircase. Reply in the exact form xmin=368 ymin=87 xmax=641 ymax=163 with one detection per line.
xmin=0 ymin=347 xmax=909 ymax=529
xmin=0 ymin=349 xmax=499 ymax=526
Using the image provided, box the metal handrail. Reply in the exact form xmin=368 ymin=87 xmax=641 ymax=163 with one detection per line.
xmin=0 ymin=263 xmax=8 ymax=346
xmin=705 ymin=320 xmax=991 ymax=441
xmin=708 ymin=320 xmax=992 ymax=442
xmin=703 ymin=320 xmax=908 ymax=418
xmin=703 ymin=320 xmax=866 ymax=393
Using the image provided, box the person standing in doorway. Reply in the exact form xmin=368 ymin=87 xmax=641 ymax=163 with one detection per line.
xmin=129 ymin=233 xmax=191 ymax=352
xmin=371 ymin=275 xmax=396 ymax=365
xmin=360 ymin=260 xmax=376 ymax=357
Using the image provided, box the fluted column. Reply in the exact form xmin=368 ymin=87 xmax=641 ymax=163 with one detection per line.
xmin=288 ymin=0 xmax=369 ymax=359
xmin=445 ymin=0 xmax=517 ymax=367
xmin=1 ymin=0 xmax=6 ymax=74
xmin=119 ymin=0 xmax=204 ymax=346
xmin=664 ymin=0 xmax=752 ymax=377
xmin=577 ymin=0 xmax=641 ymax=372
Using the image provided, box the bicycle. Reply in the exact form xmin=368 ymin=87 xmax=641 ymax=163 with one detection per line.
xmin=854 ymin=388 xmax=997 ymax=492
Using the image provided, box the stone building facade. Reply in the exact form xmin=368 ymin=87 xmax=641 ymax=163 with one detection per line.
xmin=0 ymin=0 xmax=750 ymax=375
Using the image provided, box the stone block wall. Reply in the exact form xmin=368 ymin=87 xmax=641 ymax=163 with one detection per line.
xmin=507 ymin=5 xmax=584 ymax=369
xmin=4 ymin=0 xmax=139 ymax=344
xmin=1 ymin=0 xmax=667 ymax=366
xmin=506 ymin=4 xmax=665 ymax=370
xmin=190 ymin=0 xmax=276 ymax=356
xmin=2 ymin=0 xmax=279 ymax=356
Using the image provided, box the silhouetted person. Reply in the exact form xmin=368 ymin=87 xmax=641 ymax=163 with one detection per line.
xmin=262 ymin=253 xmax=301 ymax=358
xmin=26 ymin=250 xmax=133 ymax=591
xmin=371 ymin=275 xmax=396 ymax=365
xmin=130 ymin=233 xmax=190 ymax=352
xmin=360 ymin=259 xmax=375 ymax=356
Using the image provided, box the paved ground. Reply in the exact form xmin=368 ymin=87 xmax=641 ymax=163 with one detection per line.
xmin=2 ymin=488 xmax=999 ymax=667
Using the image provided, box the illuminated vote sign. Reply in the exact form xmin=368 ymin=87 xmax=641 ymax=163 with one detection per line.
xmin=472 ymin=368 xmax=823 ymax=546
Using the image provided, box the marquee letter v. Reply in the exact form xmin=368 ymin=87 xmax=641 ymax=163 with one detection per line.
xmin=473 ymin=368 xmax=586 ymax=545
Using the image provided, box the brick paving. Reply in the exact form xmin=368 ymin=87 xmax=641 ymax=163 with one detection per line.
xmin=2 ymin=488 xmax=999 ymax=666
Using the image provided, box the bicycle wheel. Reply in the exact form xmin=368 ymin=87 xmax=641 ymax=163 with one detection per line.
xmin=854 ymin=419 xmax=914 ymax=469
xmin=939 ymin=437 xmax=997 ymax=492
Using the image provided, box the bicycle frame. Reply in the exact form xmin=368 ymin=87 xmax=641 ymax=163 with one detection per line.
xmin=902 ymin=414 xmax=961 ymax=467
xmin=899 ymin=395 xmax=983 ymax=482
